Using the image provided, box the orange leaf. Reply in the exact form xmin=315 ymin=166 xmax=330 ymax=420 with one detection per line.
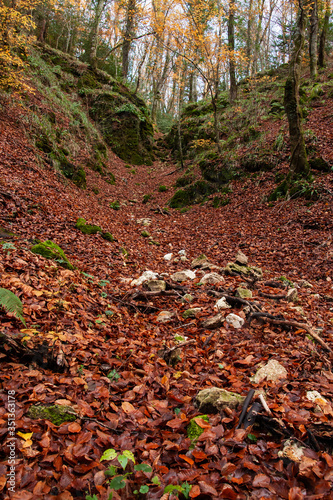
xmin=179 ymin=454 xmax=194 ymax=466
xmin=189 ymin=485 xmax=201 ymax=498
xmin=68 ymin=422 xmax=81 ymax=433
xmin=193 ymin=417 xmax=211 ymax=429
xmin=122 ymin=401 xmax=135 ymax=414
xmin=192 ymin=450 xmax=207 ymax=461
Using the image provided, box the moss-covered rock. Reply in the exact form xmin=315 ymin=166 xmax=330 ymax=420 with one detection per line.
xmin=76 ymin=218 xmax=102 ymax=234
xmin=309 ymin=157 xmax=331 ymax=172
xmin=169 ymin=180 xmax=216 ymax=208
xmin=0 ymin=226 xmax=15 ymax=239
xmin=183 ymin=308 xmax=201 ymax=319
xmin=195 ymin=388 xmax=245 ymax=414
xmin=236 ymin=287 xmax=253 ymax=299
xmin=141 ymin=230 xmax=150 ymax=237
xmin=101 ymin=232 xmax=114 ymax=242
xmin=241 ymin=154 xmax=276 ymax=172
xmin=224 ymin=262 xmax=262 ymax=278
xmin=28 ymin=404 xmax=77 ymax=425
xmin=57 ymin=156 xmax=86 ymax=189
xmin=31 ymin=240 xmax=74 ymax=269
xmin=88 ymin=91 xmax=154 ymax=165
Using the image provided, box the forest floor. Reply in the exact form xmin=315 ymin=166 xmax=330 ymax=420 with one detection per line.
xmin=0 ymin=91 xmax=333 ymax=500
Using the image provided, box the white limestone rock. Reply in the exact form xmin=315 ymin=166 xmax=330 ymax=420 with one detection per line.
xmin=225 ymin=313 xmax=244 ymax=329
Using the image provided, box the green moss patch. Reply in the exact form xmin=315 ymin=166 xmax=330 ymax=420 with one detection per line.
xmin=28 ymin=404 xmax=77 ymax=425
xmin=31 ymin=240 xmax=74 ymax=269
xmin=187 ymin=415 xmax=209 ymax=442
xmin=101 ymin=232 xmax=114 ymax=242
xmin=76 ymin=218 xmax=102 ymax=234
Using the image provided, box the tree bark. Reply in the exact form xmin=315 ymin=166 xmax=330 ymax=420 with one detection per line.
xmin=284 ymin=0 xmax=309 ymax=177
xmin=309 ymin=0 xmax=318 ymax=79
xmin=85 ymin=0 xmax=109 ymax=70
xmin=246 ymin=0 xmax=253 ymax=76
xmin=121 ymin=0 xmax=136 ymax=79
xmin=318 ymin=0 xmax=331 ymax=68
xmin=228 ymin=0 xmax=237 ymax=103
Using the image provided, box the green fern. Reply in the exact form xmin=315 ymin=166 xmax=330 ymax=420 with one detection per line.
xmin=0 ymin=288 xmax=26 ymax=326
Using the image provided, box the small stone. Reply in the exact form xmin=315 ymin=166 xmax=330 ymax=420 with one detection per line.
xmin=306 ymin=390 xmax=332 ymax=412
xmin=299 ymin=280 xmax=313 ymax=288
xmin=235 ymin=250 xmax=248 ymax=266
xmin=214 ymin=297 xmax=231 ymax=310
xmin=195 ymin=387 xmax=245 ymax=413
xmin=225 ymin=313 xmax=244 ymax=329
xmin=147 ymin=280 xmax=166 ymax=292
xmin=290 ymin=306 xmax=306 ymax=317
xmin=180 ymin=256 xmax=188 ymax=262
xmin=201 ymin=314 xmax=224 ymax=330
xmin=178 ymin=250 xmax=186 ymax=256
xmin=141 ymin=230 xmax=150 ymax=237
xmin=251 ymin=359 xmax=287 ymax=384
xmin=286 ymin=288 xmax=298 ymax=303
xmin=191 ymin=254 xmax=209 ymax=268
xmin=200 ymin=272 xmax=225 ymax=285
xmin=236 ymin=287 xmax=252 ymax=299
xmin=137 ymin=218 xmax=152 ymax=226
xmin=156 ymin=311 xmax=175 ymax=323
xmin=181 ymin=294 xmax=194 ymax=303
xmin=183 ymin=308 xmax=201 ymax=319
xmin=163 ymin=253 xmax=173 ymax=261
xmin=171 ymin=270 xmax=196 ymax=282
xmin=131 ymin=270 xmax=158 ymax=286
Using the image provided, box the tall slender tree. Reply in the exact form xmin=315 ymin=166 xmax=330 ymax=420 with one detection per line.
xmin=284 ymin=0 xmax=309 ymax=177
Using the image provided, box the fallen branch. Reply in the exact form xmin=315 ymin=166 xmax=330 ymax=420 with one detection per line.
xmin=158 ymin=340 xmax=196 ymax=365
xmin=259 ymin=292 xmax=286 ymax=300
xmin=268 ymin=318 xmax=332 ymax=353
xmin=249 ymin=313 xmax=332 ymax=353
xmin=164 ymin=166 xmax=184 ymax=176
xmin=131 ymin=290 xmax=178 ymax=300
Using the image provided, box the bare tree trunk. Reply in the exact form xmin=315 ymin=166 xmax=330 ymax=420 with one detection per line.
xmin=228 ymin=0 xmax=237 ymax=103
xmin=318 ymin=0 xmax=331 ymax=68
xmin=121 ymin=0 xmax=136 ymax=79
xmin=246 ymin=0 xmax=253 ymax=75
xmin=284 ymin=0 xmax=309 ymax=177
xmin=309 ymin=0 xmax=318 ymax=79
xmin=86 ymin=0 xmax=109 ymax=70
xmin=252 ymin=0 xmax=265 ymax=74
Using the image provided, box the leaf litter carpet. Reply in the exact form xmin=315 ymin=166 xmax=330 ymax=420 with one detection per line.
xmin=0 ymin=108 xmax=333 ymax=499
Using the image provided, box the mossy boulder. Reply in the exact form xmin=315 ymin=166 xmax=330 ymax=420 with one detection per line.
xmin=88 ymin=91 xmax=154 ymax=165
xmin=309 ymin=157 xmax=331 ymax=172
xmin=76 ymin=218 xmax=102 ymax=234
xmin=169 ymin=180 xmax=216 ymax=208
xmin=58 ymin=157 xmax=86 ymax=189
xmin=28 ymin=404 xmax=77 ymax=425
xmin=241 ymin=154 xmax=275 ymax=172
xmin=224 ymin=262 xmax=263 ymax=278
xmin=195 ymin=388 xmax=245 ymax=414
xmin=31 ymin=240 xmax=74 ymax=270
